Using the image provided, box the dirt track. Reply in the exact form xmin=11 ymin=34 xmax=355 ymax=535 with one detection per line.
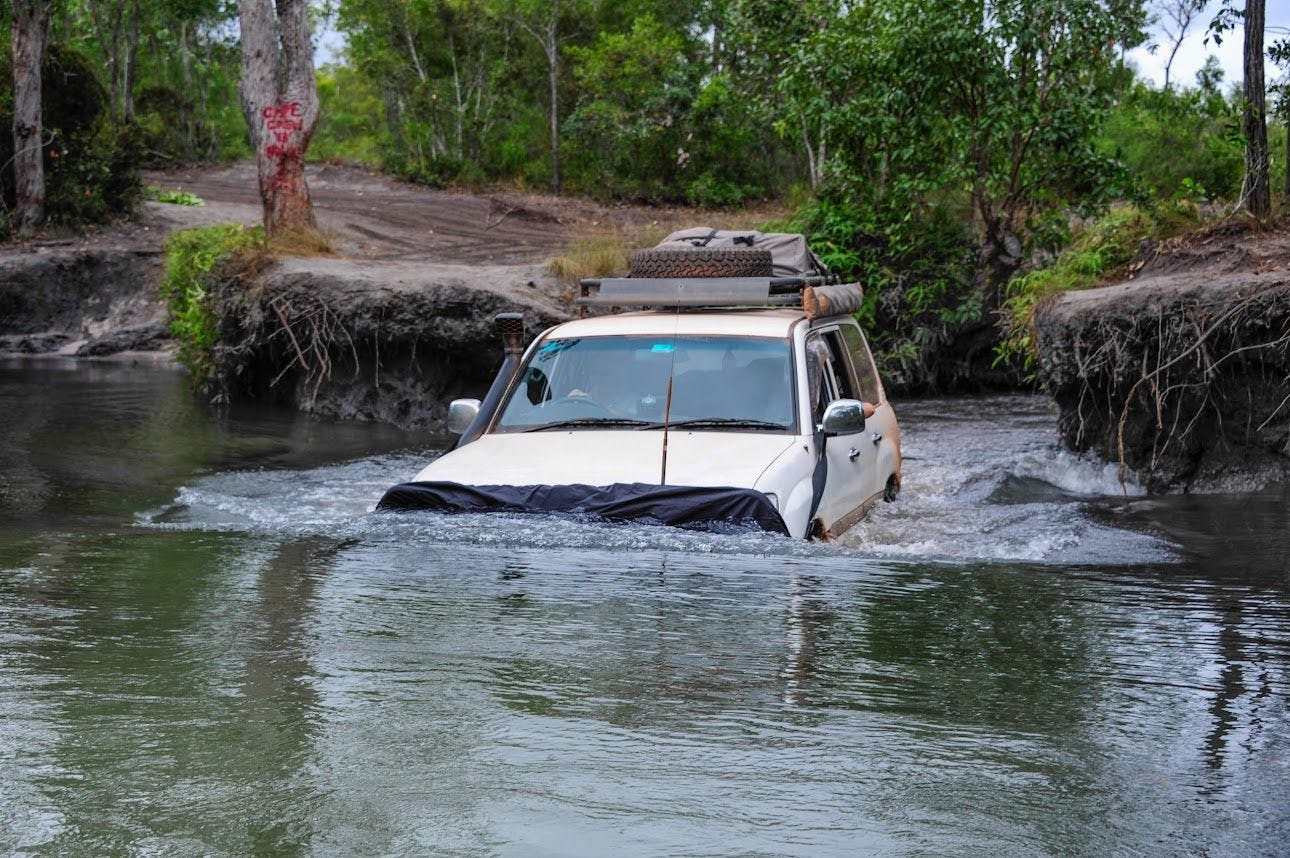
xmin=145 ymin=162 xmax=779 ymax=264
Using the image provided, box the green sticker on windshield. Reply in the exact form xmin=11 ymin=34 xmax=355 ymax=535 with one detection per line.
xmin=651 ymin=343 xmax=675 ymax=353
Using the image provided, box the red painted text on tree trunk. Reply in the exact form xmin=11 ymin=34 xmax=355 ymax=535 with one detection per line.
xmin=262 ymin=102 xmax=303 ymax=192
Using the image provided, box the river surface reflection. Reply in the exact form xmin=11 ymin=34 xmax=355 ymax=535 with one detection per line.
xmin=1 ymin=359 xmax=1286 ymax=856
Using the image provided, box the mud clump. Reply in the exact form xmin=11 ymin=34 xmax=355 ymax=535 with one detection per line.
xmin=1034 ymin=228 xmax=1290 ymax=492
xmin=211 ymin=257 xmax=574 ymax=429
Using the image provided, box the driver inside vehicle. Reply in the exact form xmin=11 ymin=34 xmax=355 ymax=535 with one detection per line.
xmin=566 ymin=354 xmax=636 ymax=417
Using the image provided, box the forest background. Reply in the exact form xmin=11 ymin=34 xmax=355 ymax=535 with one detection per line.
xmin=3 ymin=0 xmax=1289 ymax=390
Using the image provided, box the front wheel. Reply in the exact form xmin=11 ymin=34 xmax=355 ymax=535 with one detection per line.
xmin=883 ymin=474 xmax=901 ymax=503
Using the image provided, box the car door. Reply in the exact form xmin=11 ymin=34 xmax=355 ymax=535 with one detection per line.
xmin=837 ymin=320 xmax=897 ymax=504
xmin=805 ymin=328 xmax=869 ymax=534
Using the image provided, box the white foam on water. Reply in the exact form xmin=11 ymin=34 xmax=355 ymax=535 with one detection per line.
xmin=137 ymin=453 xmax=839 ymax=560
xmin=140 ymin=454 xmax=417 ymax=533
xmin=1012 ymin=447 xmax=1145 ymax=497
xmin=140 ymin=395 xmax=1176 ymax=565
xmin=840 ymin=396 xmax=1172 ymax=564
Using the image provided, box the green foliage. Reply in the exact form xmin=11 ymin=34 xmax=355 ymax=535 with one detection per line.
xmin=785 ymin=196 xmax=978 ymax=389
xmin=1098 ymin=75 xmax=1244 ymax=201
xmin=147 ymin=186 xmax=204 ymax=206
xmin=0 ymin=42 xmax=142 ymax=230
xmin=680 ymin=74 xmax=782 ymax=207
xmin=310 ymin=64 xmax=384 ymax=166
xmin=55 ymin=0 xmax=247 ymax=164
xmin=684 ymin=173 xmax=750 ymax=209
xmin=735 ymin=0 xmax=1147 ymax=389
xmin=337 ymin=0 xmax=540 ymax=187
xmin=779 ymin=0 xmax=1140 ymax=235
xmin=336 ymin=0 xmax=787 ymax=203
xmin=562 ymin=18 xmax=778 ymax=204
xmin=564 ymin=16 xmax=695 ymax=200
xmin=997 ymin=201 xmax=1207 ymax=372
xmin=758 ymin=0 xmax=1150 ymax=388
xmin=161 ymin=224 xmax=264 ymax=384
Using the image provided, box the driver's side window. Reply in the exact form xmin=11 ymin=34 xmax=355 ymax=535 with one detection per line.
xmin=806 ymin=331 xmax=854 ymax=420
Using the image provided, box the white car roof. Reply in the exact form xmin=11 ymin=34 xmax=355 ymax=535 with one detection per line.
xmin=543 ymin=308 xmax=808 ymax=339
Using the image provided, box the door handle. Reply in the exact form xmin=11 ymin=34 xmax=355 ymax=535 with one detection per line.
xmin=847 ymin=447 xmax=860 ymax=462
xmin=871 ymin=432 xmax=883 ymax=446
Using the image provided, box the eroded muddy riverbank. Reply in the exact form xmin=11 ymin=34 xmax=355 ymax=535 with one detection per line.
xmin=1035 ymin=225 xmax=1290 ymax=493
xmin=2 ymin=360 xmax=1287 ymax=855
xmin=6 ymin=165 xmax=1286 ymax=490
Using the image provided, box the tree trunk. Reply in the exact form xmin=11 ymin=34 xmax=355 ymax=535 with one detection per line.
xmin=122 ymin=0 xmax=140 ymax=122
xmin=1284 ymin=107 xmax=1289 ymax=198
xmin=1242 ymin=0 xmax=1270 ymax=219
xmin=548 ymin=32 xmax=560 ymax=196
xmin=798 ymin=108 xmax=818 ymax=190
xmin=179 ymin=20 xmax=197 ymax=160
xmin=1163 ymin=37 xmax=1181 ymax=89
xmin=11 ymin=0 xmax=51 ymax=238
xmin=975 ymin=221 xmax=1023 ymax=313
xmin=87 ymin=0 xmax=124 ymax=117
xmin=201 ymin=34 xmax=218 ymax=159
xmin=519 ymin=3 xmax=560 ymax=195
xmin=236 ymin=0 xmax=320 ymax=235
xmin=450 ymin=40 xmax=464 ymax=160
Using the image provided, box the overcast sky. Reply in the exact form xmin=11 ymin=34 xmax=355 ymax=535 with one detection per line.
xmin=1127 ymin=5 xmax=1290 ymax=89
xmin=316 ymin=8 xmax=1290 ymax=92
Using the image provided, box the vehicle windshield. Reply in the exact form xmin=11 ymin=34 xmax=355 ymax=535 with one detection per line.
xmin=494 ymin=335 xmax=795 ymax=432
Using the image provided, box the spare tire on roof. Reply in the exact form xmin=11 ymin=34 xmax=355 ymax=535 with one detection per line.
xmin=629 ymin=247 xmax=774 ymax=279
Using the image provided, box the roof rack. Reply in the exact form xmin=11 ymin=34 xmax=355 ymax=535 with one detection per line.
xmin=576 ymin=276 xmax=864 ymax=320
xmin=578 ymin=276 xmax=827 ymax=309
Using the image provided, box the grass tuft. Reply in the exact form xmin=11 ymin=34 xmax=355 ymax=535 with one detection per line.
xmin=161 ymin=223 xmax=265 ymax=385
xmin=547 ymin=231 xmax=631 ymax=282
xmin=268 ymin=225 xmax=338 ymax=257
xmin=998 ymin=201 xmax=1208 ymax=372
xmin=147 ymin=186 xmax=205 ymax=206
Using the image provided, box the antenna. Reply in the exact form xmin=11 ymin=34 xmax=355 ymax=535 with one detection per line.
xmin=658 ymin=305 xmax=680 ymax=485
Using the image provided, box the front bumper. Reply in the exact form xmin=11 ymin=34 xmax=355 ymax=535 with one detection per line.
xmin=376 ymin=481 xmax=789 ymax=535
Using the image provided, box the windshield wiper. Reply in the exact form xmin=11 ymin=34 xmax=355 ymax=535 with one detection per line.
xmin=522 ymin=417 xmax=651 ymax=432
xmin=645 ymin=417 xmax=788 ymax=431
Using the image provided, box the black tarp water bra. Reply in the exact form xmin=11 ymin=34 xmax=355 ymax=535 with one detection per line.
xmin=376 ymin=481 xmax=789 ymax=536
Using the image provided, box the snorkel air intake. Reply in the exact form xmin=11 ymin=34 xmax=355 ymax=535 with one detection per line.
xmin=497 ymin=312 xmax=525 ymax=360
xmin=454 ymin=312 xmax=526 ymax=449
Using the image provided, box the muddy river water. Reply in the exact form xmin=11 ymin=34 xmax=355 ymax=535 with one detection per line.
xmin=1 ymin=359 xmax=1287 ymax=856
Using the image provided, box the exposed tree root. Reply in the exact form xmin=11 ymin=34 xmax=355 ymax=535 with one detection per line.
xmin=266 ymin=294 xmax=359 ymax=408
xmin=1037 ymin=280 xmax=1290 ymax=492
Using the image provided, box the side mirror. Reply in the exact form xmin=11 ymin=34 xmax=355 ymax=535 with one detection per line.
xmin=820 ymin=398 xmax=866 ymax=437
xmin=447 ymin=398 xmax=481 ymax=435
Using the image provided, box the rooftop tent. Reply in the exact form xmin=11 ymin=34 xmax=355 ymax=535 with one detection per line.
xmin=656 ymin=227 xmax=828 ymax=279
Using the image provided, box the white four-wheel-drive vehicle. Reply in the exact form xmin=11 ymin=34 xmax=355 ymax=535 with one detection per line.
xmin=378 ymin=228 xmax=901 ymax=539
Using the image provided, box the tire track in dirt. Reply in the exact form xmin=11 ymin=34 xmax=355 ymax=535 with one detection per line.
xmin=146 ymin=162 xmax=792 ymax=267
xmin=149 ymin=163 xmax=577 ymax=264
